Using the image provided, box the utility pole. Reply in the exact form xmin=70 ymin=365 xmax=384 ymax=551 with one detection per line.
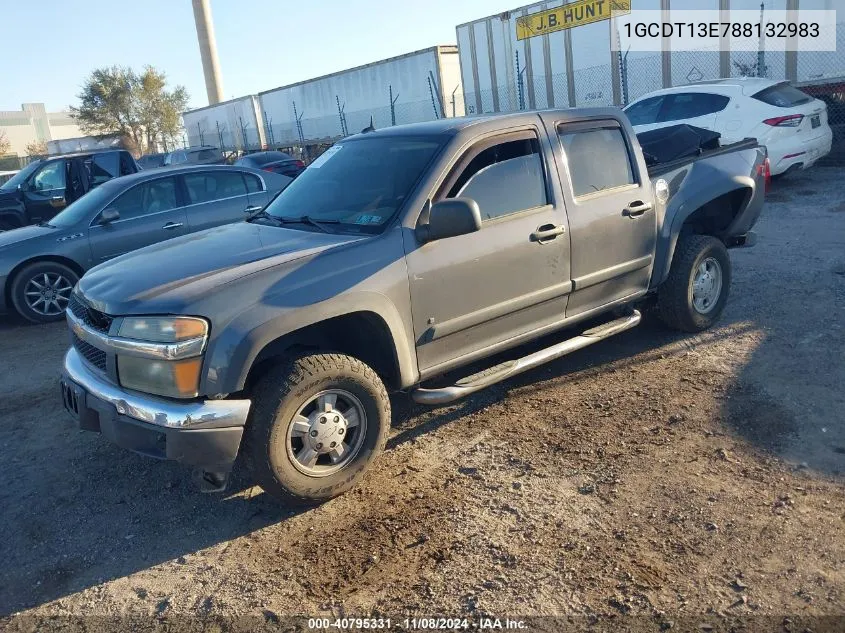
xmin=192 ymin=0 xmax=224 ymax=105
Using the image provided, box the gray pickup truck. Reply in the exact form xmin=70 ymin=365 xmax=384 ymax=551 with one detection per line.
xmin=60 ymin=108 xmax=767 ymax=504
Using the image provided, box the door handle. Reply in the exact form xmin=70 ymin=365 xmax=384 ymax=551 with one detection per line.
xmin=530 ymin=223 xmax=566 ymax=243
xmin=162 ymin=222 xmax=184 ymax=230
xmin=244 ymin=205 xmax=262 ymax=214
xmin=623 ymin=201 xmax=653 ymax=217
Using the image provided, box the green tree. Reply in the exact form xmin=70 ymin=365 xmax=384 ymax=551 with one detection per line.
xmin=70 ymin=66 xmax=189 ymax=153
xmin=0 ymin=130 xmax=10 ymax=155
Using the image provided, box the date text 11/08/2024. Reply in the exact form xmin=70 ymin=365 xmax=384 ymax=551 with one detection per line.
xmin=307 ymin=618 xmax=528 ymax=630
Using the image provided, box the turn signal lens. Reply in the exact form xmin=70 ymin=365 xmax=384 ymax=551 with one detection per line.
xmin=118 ymin=356 xmax=203 ymax=399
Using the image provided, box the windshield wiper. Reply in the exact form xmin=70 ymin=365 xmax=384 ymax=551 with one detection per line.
xmin=246 ymin=209 xmax=283 ymax=226
xmin=37 ymin=221 xmax=56 ymax=228
xmin=282 ymin=215 xmax=340 ymax=234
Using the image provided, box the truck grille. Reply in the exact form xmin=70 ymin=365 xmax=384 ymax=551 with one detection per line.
xmin=72 ymin=333 xmax=107 ymax=373
xmin=68 ymin=294 xmax=113 ymax=333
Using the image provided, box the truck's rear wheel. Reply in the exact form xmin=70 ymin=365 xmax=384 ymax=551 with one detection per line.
xmin=245 ymin=353 xmax=390 ymax=505
xmin=657 ymin=235 xmax=731 ymax=333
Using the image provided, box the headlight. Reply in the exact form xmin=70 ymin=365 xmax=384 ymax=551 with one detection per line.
xmin=115 ymin=316 xmax=209 ymax=398
xmin=118 ymin=316 xmax=208 ymax=342
xmin=118 ymin=357 xmax=203 ymax=399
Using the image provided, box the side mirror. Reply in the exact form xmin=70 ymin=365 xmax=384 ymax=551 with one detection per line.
xmin=416 ymin=198 xmax=482 ymax=243
xmin=99 ymin=208 xmax=120 ymax=224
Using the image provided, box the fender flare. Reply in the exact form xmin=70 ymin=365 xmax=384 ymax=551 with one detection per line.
xmin=651 ymin=170 xmax=755 ymax=289
xmin=202 ymin=291 xmax=418 ymax=395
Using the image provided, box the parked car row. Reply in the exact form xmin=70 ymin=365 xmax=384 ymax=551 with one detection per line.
xmin=0 ymin=165 xmax=290 ymax=323
xmin=624 ymin=78 xmax=833 ymax=176
xmin=138 ymin=148 xmax=307 ymax=179
xmin=0 ymin=149 xmax=139 ymax=230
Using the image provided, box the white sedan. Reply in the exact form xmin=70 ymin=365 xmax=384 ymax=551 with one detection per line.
xmin=624 ymin=78 xmax=832 ymax=176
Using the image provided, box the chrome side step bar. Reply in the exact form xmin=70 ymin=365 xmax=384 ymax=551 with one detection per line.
xmin=411 ymin=310 xmax=641 ymax=405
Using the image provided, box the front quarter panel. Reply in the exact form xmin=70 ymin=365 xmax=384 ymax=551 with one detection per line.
xmin=199 ymin=228 xmax=418 ymax=395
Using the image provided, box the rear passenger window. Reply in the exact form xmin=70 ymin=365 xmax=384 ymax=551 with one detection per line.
xmin=448 ymin=137 xmax=547 ymax=221
xmin=108 ymin=177 xmax=179 ymax=220
xmin=559 ymin=126 xmax=635 ymax=198
xmin=244 ymin=173 xmax=263 ymax=193
xmin=184 ymin=171 xmax=248 ymax=204
xmin=658 ymin=93 xmax=730 ymax=122
xmin=89 ymin=153 xmax=120 ymax=186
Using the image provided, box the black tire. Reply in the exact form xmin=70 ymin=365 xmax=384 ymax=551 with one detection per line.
xmin=10 ymin=261 xmax=79 ymax=324
xmin=244 ymin=353 xmax=390 ymax=505
xmin=657 ymin=235 xmax=731 ymax=333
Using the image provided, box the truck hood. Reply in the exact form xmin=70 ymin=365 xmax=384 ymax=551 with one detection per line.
xmin=77 ymin=221 xmax=368 ymax=315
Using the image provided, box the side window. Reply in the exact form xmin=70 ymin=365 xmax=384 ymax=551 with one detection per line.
xmin=171 ymin=151 xmax=187 ymax=165
xmin=31 ymin=161 xmax=66 ymax=191
xmin=447 ymin=137 xmax=547 ymax=221
xmin=89 ymin=153 xmax=120 ymax=186
xmin=624 ymin=96 xmax=664 ymax=126
xmin=119 ymin=152 xmax=136 ymax=175
xmin=197 ymin=149 xmax=221 ymax=162
xmin=107 ymin=177 xmax=179 ymax=221
xmin=559 ymin=126 xmax=635 ymax=198
xmin=243 ymin=173 xmax=263 ymax=193
xmin=184 ymin=171 xmax=248 ymax=204
xmin=658 ymin=93 xmax=730 ymax=122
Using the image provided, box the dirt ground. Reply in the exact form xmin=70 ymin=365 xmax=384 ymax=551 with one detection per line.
xmin=1 ymin=167 xmax=844 ymax=631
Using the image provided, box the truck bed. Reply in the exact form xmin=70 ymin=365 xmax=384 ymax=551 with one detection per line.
xmin=647 ymin=138 xmax=760 ymax=177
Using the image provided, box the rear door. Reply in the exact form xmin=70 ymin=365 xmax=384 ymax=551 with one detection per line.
xmin=548 ymin=116 xmax=656 ymax=317
xmin=182 ymin=169 xmax=253 ymax=231
xmin=88 ymin=175 xmax=188 ymax=261
xmin=405 ymin=127 xmax=571 ymax=373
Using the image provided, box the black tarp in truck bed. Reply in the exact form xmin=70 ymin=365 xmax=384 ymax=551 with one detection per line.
xmin=636 ymin=124 xmax=723 ymax=167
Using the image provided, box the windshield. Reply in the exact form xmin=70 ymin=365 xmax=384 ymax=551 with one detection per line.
xmin=264 ymin=136 xmax=443 ymax=233
xmin=0 ymin=161 xmax=42 ymax=192
xmin=49 ymin=184 xmax=117 ymax=227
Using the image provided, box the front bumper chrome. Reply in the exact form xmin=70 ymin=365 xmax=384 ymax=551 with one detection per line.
xmin=63 ymin=348 xmax=251 ymax=429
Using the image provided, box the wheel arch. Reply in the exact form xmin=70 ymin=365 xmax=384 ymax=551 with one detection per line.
xmin=652 ymin=185 xmax=751 ymax=289
xmin=244 ymin=311 xmax=404 ymax=392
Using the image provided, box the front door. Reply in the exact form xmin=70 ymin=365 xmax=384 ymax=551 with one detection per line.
xmin=405 ymin=128 xmax=572 ymax=374
xmin=23 ymin=159 xmax=67 ymax=222
xmin=88 ymin=175 xmax=188 ymax=261
xmin=546 ymin=116 xmax=656 ymax=317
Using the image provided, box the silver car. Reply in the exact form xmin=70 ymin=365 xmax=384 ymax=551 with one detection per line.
xmin=0 ymin=164 xmax=290 ymax=323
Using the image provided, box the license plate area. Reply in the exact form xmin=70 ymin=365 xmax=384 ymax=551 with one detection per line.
xmin=811 ymin=115 xmax=821 ymax=129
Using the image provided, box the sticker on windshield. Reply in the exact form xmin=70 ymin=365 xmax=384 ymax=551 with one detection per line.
xmin=308 ymin=145 xmax=342 ymax=169
xmin=354 ymin=214 xmax=381 ymax=225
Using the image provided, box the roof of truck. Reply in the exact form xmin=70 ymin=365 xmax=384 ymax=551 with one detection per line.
xmin=346 ymin=107 xmax=623 ymax=139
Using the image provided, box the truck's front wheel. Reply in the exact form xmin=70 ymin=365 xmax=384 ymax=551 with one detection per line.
xmin=657 ymin=235 xmax=731 ymax=333
xmin=245 ymin=353 xmax=390 ymax=505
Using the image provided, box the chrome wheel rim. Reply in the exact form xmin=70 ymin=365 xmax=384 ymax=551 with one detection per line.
xmin=692 ymin=257 xmax=722 ymax=314
xmin=286 ymin=389 xmax=367 ymax=477
xmin=24 ymin=272 xmax=73 ymax=316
